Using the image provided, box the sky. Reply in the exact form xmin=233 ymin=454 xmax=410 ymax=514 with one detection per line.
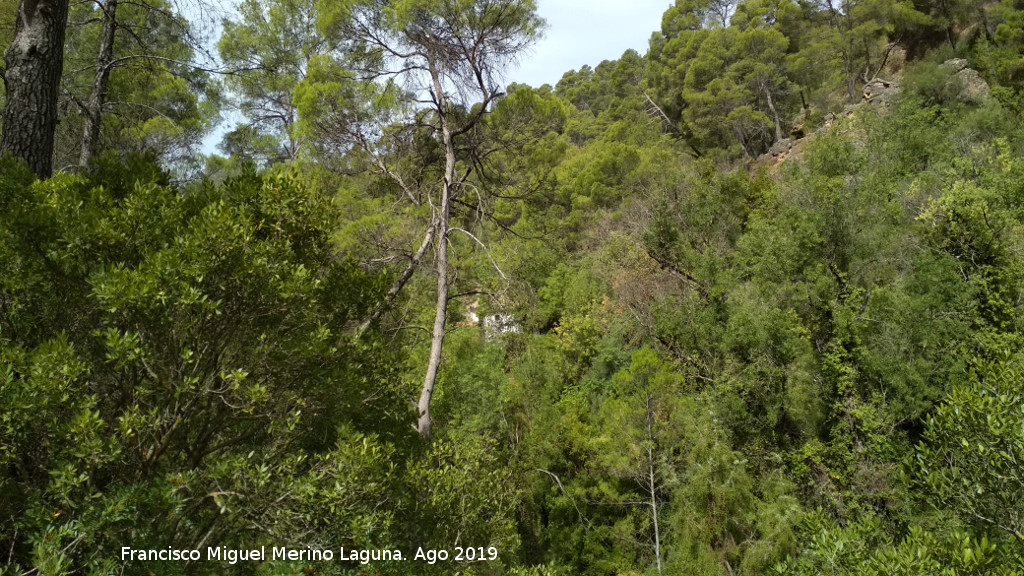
xmin=505 ymin=0 xmax=671 ymax=88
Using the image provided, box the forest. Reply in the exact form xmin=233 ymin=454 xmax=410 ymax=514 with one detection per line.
xmin=1 ymin=0 xmax=1024 ymax=573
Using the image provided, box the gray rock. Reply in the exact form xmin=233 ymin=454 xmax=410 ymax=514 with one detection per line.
xmin=950 ymin=67 xmax=990 ymax=104
xmin=939 ymin=58 xmax=970 ymax=73
xmin=767 ymin=138 xmax=794 ymax=157
xmin=816 ymin=112 xmax=837 ymax=135
xmin=937 ymin=59 xmax=990 ymax=103
xmin=862 ymin=78 xmax=901 ymax=105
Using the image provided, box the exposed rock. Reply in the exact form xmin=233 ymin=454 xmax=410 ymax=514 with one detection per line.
xmin=483 ymin=313 xmax=521 ymax=335
xmin=862 ymin=78 xmax=901 ymax=105
xmin=790 ymin=114 xmax=808 ymax=139
xmin=817 ymin=112 xmax=837 ymax=134
xmin=751 ymin=57 xmax=987 ymax=170
xmin=767 ymin=137 xmax=795 ymax=158
xmin=939 ymin=58 xmax=970 ymax=73
xmin=939 ymin=59 xmax=990 ymax=104
xmin=883 ymin=46 xmax=907 ymax=76
xmin=956 ymin=68 xmax=989 ymax=103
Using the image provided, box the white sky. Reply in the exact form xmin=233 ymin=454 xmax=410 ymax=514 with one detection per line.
xmin=505 ymin=0 xmax=671 ymax=88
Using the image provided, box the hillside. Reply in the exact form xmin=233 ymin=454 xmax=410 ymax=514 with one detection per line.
xmin=2 ymin=0 xmax=1024 ymax=574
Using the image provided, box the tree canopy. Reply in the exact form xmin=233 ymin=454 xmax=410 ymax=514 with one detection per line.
xmin=3 ymin=0 xmax=1024 ymax=574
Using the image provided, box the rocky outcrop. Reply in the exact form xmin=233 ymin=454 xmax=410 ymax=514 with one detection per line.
xmin=753 ymin=59 xmax=990 ymax=168
xmin=765 ymin=136 xmax=794 ymax=157
xmin=862 ymin=78 xmax=901 ymax=105
xmin=941 ymin=58 xmax=970 ymax=71
xmin=939 ymin=58 xmax=990 ymax=104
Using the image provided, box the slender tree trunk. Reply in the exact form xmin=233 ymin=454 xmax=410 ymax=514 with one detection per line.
xmin=981 ymin=13 xmax=998 ymax=46
xmin=287 ymin=106 xmax=299 ymax=161
xmin=417 ymin=58 xmax=457 ymax=439
xmin=417 ymin=210 xmax=449 ymax=439
xmin=764 ymin=87 xmax=783 ymax=143
xmin=649 ymin=455 xmax=662 ymax=573
xmin=733 ymin=124 xmax=754 ymax=159
xmin=79 ymin=0 xmax=117 ymax=168
xmin=646 ymin=395 xmax=662 ymax=573
xmin=843 ymin=52 xmax=858 ymax=102
xmin=1 ymin=0 xmax=71 ymax=178
xmin=862 ymin=39 xmax=873 ymax=83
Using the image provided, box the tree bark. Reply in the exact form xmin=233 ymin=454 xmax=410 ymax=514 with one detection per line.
xmin=649 ymin=454 xmax=662 ymax=573
xmin=1 ymin=0 xmax=71 ymax=178
xmin=417 ymin=209 xmax=449 ymax=439
xmin=844 ymin=54 xmax=858 ymax=102
xmin=416 ymin=57 xmax=456 ymax=440
xmin=764 ymin=87 xmax=783 ymax=144
xmin=646 ymin=394 xmax=663 ymax=574
xmin=79 ymin=0 xmax=117 ymax=168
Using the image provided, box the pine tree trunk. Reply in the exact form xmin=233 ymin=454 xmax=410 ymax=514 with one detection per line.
xmin=77 ymin=0 xmax=117 ymax=166
xmin=1 ymin=0 xmax=71 ymax=178
xmin=646 ymin=395 xmax=662 ymax=573
xmin=417 ymin=207 xmax=449 ymax=440
xmin=844 ymin=61 xmax=858 ymax=103
xmin=765 ymin=87 xmax=783 ymax=144
xmin=79 ymin=0 xmax=117 ymax=168
xmin=843 ymin=40 xmax=858 ymax=103
xmin=649 ymin=456 xmax=662 ymax=573
xmin=416 ymin=57 xmax=456 ymax=439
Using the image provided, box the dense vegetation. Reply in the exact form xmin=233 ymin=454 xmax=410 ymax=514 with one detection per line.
xmin=2 ymin=0 xmax=1024 ymax=574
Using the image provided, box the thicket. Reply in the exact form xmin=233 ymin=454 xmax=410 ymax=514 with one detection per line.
xmin=2 ymin=0 xmax=1024 ymax=574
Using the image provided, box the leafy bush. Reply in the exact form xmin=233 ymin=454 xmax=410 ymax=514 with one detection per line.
xmin=0 ymin=158 xmax=406 ymax=574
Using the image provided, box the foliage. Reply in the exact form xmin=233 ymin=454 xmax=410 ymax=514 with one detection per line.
xmin=56 ymin=0 xmax=217 ymax=169
xmin=0 ymin=157 xmax=404 ymax=574
xmin=4 ymin=0 xmax=1024 ymax=574
xmin=218 ymin=0 xmax=329 ymax=164
xmin=917 ymin=354 xmax=1024 ymax=548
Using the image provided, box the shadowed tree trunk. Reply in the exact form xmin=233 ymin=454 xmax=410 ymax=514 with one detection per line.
xmin=1 ymin=0 xmax=71 ymax=178
xmin=765 ymin=87 xmax=783 ymax=143
xmin=79 ymin=0 xmax=118 ymax=168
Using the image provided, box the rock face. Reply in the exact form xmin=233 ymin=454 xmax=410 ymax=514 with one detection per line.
xmin=766 ymin=137 xmax=795 ymax=158
xmin=817 ymin=112 xmax=837 ymax=134
xmin=941 ymin=58 xmax=970 ymax=72
xmin=862 ymin=78 xmax=901 ymax=105
xmin=940 ymin=58 xmax=990 ymax=104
